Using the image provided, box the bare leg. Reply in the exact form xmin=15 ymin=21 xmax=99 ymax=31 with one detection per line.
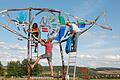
xmin=31 ymin=55 xmax=42 ymax=69
xmin=48 ymin=61 xmax=54 ymax=76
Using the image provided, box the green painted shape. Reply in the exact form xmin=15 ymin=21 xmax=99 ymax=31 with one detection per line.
xmin=79 ymin=22 xmax=86 ymax=24
xmin=59 ymin=16 xmax=66 ymax=25
xmin=71 ymin=22 xmax=76 ymax=24
xmin=52 ymin=24 xmax=57 ymax=28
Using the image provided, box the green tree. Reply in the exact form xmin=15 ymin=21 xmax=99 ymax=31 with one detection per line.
xmin=21 ymin=59 xmax=42 ymax=76
xmin=21 ymin=59 xmax=28 ymax=76
xmin=7 ymin=61 xmax=22 ymax=77
xmin=30 ymin=59 xmax=42 ymax=76
xmin=16 ymin=61 xmax=22 ymax=77
xmin=0 ymin=61 xmax=4 ymax=76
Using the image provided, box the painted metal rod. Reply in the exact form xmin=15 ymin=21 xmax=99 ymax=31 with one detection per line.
xmin=0 ymin=8 xmax=61 ymax=13
xmin=0 ymin=23 xmax=28 ymax=40
xmin=62 ymin=11 xmax=112 ymax=31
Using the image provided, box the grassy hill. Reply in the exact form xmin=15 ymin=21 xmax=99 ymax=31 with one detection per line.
xmin=1 ymin=65 xmax=120 ymax=79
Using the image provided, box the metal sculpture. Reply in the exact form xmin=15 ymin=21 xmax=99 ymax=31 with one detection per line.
xmin=0 ymin=8 xmax=112 ymax=80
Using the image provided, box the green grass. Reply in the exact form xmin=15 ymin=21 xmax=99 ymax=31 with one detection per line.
xmin=1 ymin=75 xmax=119 ymax=80
xmin=91 ymin=79 xmax=120 ymax=80
xmin=0 ymin=77 xmax=119 ymax=80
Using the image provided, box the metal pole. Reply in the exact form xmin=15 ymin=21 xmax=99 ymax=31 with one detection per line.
xmin=59 ymin=43 xmax=66 ymax=80
xmin=28 ymin=8 xmax=32 ymax=80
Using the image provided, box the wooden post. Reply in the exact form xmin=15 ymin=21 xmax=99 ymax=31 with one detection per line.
xmin=28 ymin=8 xmax=32 ymax=80
xmin=59 ymin=43 xmax=66 ymax=80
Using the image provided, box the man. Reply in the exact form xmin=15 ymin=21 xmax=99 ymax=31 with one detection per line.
xmin=65 ymin=21 xmax=93 ymax=52
xmin=66 ymin=22 xmax=81 ymax=52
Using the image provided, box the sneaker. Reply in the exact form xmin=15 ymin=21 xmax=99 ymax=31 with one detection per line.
xmin=31 ymin=65 xmax=34 ymax=69
xmin=50 ymin=74 xmax=54 ymax=77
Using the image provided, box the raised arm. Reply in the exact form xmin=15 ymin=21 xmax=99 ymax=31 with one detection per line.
xmin=39 ymin=39 xmax=46 ymax=46
xmin=32 ymin=35 xmax=45 ymax=46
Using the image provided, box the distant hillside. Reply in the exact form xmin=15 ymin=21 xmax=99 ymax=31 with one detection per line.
xmin=96 ymin=67 xmax=120 ymax=71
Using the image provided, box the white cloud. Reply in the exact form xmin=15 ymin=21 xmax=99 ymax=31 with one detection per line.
xmin=112 ymin=35 xmax=120 ymax=39
xmin=11 ymin=58 xmax=18 ymax=61
xmin=0 ymin=52 xmax=10 ymax=59
xmin=105 ymin=55 xmax=120 ymax=61
xmin=0 ymin=41 xmax=27 ymax=51
xmin=9 ymin=43 xmax=27 ymax=51
xmin=80 ymin=31 xmax=93 ymax=39
xmin=77 ymin=55 xmax=120 ymax=68
xmin=0 ymin=41 xmax=27 ymax=65
xmin=78 ymin=29 xmax=111 ymax=49
xmin=78 ymin=54 xmax=97 ymax=59
xmin=86 ymin=39 xmax=106 ymax=48
xmin=75 ymin=47 xmax=120 ymax=67
xmin=0 ymin=41 xmax=10 ymax=49
xmin=0 ymin=41 xmax=5 ymax=44
xmin=0 ymin=31 xmax=120 ymax=67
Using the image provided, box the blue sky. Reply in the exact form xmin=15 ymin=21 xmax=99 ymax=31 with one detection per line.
xmin=0 ymin=0 xmax=120 ymax=68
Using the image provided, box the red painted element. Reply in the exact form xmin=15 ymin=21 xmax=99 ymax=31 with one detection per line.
xmin=42 ymin=27 xmax=48 ymax=32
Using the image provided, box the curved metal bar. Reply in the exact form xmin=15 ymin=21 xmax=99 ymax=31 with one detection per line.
xmin=0 ymin=8 xmax=61 ymax=14
xmin=62 ymin=11 xmax=112 ymax=30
